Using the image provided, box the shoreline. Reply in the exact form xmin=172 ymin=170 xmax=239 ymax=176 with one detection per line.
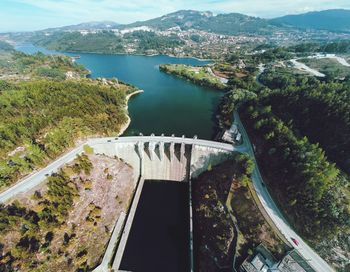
xmin=15 ymin=43 xmax=213 ymax=62
xmin=0 ymin=88 xmax=144 ymax=196
xmin=118 ymin=89 xmax=144 ymax=136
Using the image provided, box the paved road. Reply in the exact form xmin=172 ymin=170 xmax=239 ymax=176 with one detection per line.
xmin=290 ymin=59 xmax=326 ymax=77
xmin=0 ymin=136 xmax=244 ymax=203
xmin=307 ymin=54 xmax=350 ymax=67
xmin=0 ymin=129 xmax=332 ymax=271
xmin=233 ymin=112 xmax=334 ymax=272
xmin=0 ymin=145 xmax=85 ymax=202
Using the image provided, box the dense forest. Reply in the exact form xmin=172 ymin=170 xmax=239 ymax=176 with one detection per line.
xmin=30 ymin=30 xmax=185 ymax=55
xmin=219 ymin=67 xmax=350 ymax=241
xmin=0 ymin=48 xmax=88 ymax=81
xmin=0 ymin=79 xmax=135 ymax=189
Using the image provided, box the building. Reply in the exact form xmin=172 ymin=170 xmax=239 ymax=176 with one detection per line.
xmin=240 ymin=244 xmax=277 ymax=272
xmin=222 ymin=124 xmax=239 ymax=143
xmin=240 ymin=244 xmax=315 ymax=272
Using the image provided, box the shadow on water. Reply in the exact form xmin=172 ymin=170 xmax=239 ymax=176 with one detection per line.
xmin=120 ymin=180 xmax=190 ymax=272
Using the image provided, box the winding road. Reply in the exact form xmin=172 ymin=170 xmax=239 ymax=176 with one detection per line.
xmin=233 ymin=112 xmax=334 ymax=272
xmin=0 ymin=136 xmax=244 ymax=203
xmin=0 ymin=127 xmax=335 ymax=271
xmin=290 ymin=59 xmax=326 ymax=77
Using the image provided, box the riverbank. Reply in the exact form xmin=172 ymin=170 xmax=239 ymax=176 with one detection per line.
xmin=159 ymin=64 xmax=228 ymax=91
xmin=118 ymin=89 xmax=144 ymax=136
xmin=0 ymin=78 xmax=137 ymax=193
xmin=23 ymin=43 xmax=213 ymax=62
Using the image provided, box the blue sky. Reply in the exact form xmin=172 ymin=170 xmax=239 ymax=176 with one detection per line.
xmin=0 ymin=0 xmax=350 ymax=32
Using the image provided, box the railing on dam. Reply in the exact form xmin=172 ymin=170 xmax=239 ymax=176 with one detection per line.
xmin=0 ymin=135 xmax=245 ymax=272
xmin=87 ymin=135 xmax=238 ymax=152
xmin=0 ymin=135 xmax=244 ymax=203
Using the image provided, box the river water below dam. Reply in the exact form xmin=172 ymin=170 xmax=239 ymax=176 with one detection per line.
xmin=120 ymin=180 xmax=190 ymax=272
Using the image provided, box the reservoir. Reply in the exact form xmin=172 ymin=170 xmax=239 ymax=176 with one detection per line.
xmin=15 ymin=44 xmax=221 ymax=271
xmin=16 ymin=44 xmax=222 ymax=140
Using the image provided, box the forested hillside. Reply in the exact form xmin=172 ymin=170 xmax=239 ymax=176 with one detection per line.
xmin=125 ymin=10 xmax=279 ymax=35
xmin=0 ymin=45 xmax=88 ymax=81
xmin=0 ymin=79 xmax=135 ymax=189
xmin=219 ymin=71 xmax=350 ymax=242
xmin=271 ymin=9 xmax=350 ymax=32
xmin=30 ymin=30 xmax=185 ymax=55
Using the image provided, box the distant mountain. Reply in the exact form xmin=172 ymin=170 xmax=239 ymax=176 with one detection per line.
xmin=44 ymin=21 xmax=120 ymax=32
xmin=0 ymin=40 xmax=14 ymax=52
xmin=122 ymin=10 xmax=279 ymax=35
xmin=271 ymin=9 xmax=350 ymax=32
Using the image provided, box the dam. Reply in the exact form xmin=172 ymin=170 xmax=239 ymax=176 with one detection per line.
xmin=0 ymin=135 xmax=245 ymax=272
xmin=89 ymin=135 xmax=244 ymax=272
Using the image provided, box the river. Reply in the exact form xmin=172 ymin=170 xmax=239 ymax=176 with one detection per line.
xmin=16 ymin=44 xmax=222 ymax=140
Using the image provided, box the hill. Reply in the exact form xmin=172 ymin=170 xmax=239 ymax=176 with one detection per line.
xmin=124 ymin=10 xmax=279 ymax=35
xmin=0 ymin=41 xmax=14 ymax=52
xmin=44 ymin=21 xmax=120 ymax=32
xmin=271 ymin=9 xmax=350 ymax=32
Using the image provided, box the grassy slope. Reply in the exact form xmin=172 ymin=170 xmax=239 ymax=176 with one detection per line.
xmin=0 ymin=154 xmax=134 ymax=271
xmin=160 ymin=64 xmax=227 ymax=90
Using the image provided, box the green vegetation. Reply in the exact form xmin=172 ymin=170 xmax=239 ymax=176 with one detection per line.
xmin=218 ymin=66 xmax=350 ymax=241
xmin=0 ymin=41 xmax=14 ymax=52
xmin=0 ymin=49 xmax=88 ymax=81
xmin=193 ymin=156 xmax=285 ymax=271
xmin=299 ymin=57 xmax=350 ymax=79
xmin=248 ymin=41 xmax=350 ymax=64
xmin=270 ymin=9 xmax=350 ymax=33
xmin=240 ymin=102 xmax=348 ymax=239
xmin=83 ymin=144 xmax=94 ymax=154
xmin=290 ymin=41 xmax=350 ymax=54
xmin=0 ymin=153 xmax=133 ymax=271
xmin=170 ymin=46 xmax=350 ymax=269
xmin=123 ymin=31 xmax=184 ymax=52
xmin=0 ymin=168 xmax=78 ymax=271
xmin=259 ymin=66 xmax=319 ymax=89
xmin=31 ymin=31 xmax=125 ymax=54
xmin=126 ymin=10 xmax=282 ymax=35
xmin=30 ymin=30 xmax=185 ymax=55
xmin=160 ymin=64 xmax=228 ymax=90
xmin=0 ymin=79 xmax=135 ymax=189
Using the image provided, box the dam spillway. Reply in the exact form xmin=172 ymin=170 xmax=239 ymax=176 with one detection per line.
xmin=91 ymin=135 xmax=238 ymax=183
xmin=0 ymin=135 xmax=243 ymax=272
xmin=89 ymin=135 xmax=239 ymax=272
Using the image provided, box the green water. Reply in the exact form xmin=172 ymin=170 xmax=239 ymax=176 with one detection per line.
xmin=15 ymin=44 xmax=220 ymax=271
xmin=16 ymin=44 xmax=222 ymax=140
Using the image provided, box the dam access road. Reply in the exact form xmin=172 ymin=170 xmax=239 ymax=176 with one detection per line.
xmin=233 ymin=112 xmax=334 ymax=272
xmin=0 ymin=130 xmax=333 ymax=272
xmin=0 ymin=135 xmax=245 ymax=203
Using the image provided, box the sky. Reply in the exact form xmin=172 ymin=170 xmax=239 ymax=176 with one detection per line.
xmin=0 ymin=0 xmax=349 ymax=32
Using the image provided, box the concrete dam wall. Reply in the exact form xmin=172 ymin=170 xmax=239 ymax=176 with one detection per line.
xmin=0 ymin=135 xmax=241 ymax=272
xmin=89 ymin=136 xmax=238 ymax=272
xmin=90 ymin=135 xmax=236 ymax=183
